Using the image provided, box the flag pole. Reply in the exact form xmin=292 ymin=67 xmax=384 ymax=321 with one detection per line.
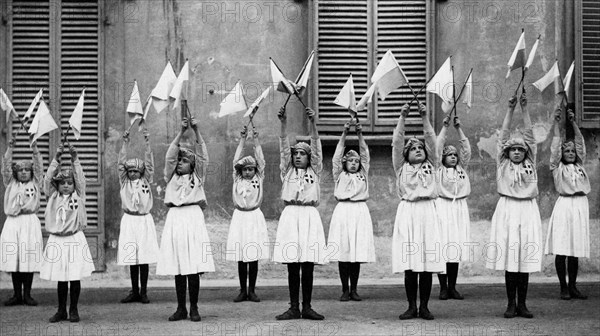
xmin=451 ymin=65 xmax=458 ymax=117
xmin=294 ymin=92 xmax=308 ymax=109
xmin=282 ymin=94 xmax=292 ymax=109
xmin=450 ymin=68 xmax=474 ymax=116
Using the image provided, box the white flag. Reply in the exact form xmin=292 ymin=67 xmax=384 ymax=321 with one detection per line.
xmin=151 ymin=61 xmax=177 ymax=114
xmin=169 ymin=61 xmax=190 ymax=110
xmin=270 ymin=58 xmax=296 ymax=95
xmin=69 ymin=89 xmax=85 ymax=140
xmin=426 ymin=57 xmax=454 ymax=108
xmin=244 ymin=87 xmax=271 ymax=118
xmin=562 ymin=61 xmax=574 ymax=99
xmin=356 ymin=83 xmax=376 ymax=111
xmin=506 ymin=31 xmax=526 ymax=78
xmin=219 ymin=81 xmax=247 ymax=117
xmin=532 ymin=61 xmax=560 ymax=92
xmin=462 ymin=72 xmax=473 ymax=108
xmin=25 ymin=89 xmax=43 ymax=120
xmin=333 ymin=74 xmax=357 ymax=112
xmin=1 ymin=88 xmax=18 ymax=123
xmin=126 ymin=81 xmax=144 ymax=125
xmin=371 ymin=50 xmax=409 ymax=100
xmin=294 ymin=50 xmax=315 ymax=96
xmin=28 ymin=100 xmax=58 ymax=145
xmin=525 ymin=37 xmax=540 ymax=70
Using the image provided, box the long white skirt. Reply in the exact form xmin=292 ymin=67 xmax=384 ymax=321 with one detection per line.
xmin=156 ymin=205 xmax=215 ymax=275
xmin=226 ymin=208 xmax=270 ymax=262
xmin=545 ymin=195 xmax=590 ymax=258
xmin=40 ymin=231 xmax=95 ymax=281
xmin=435 ymin=198 xmax=471 ymax=263
xmin=392 ymin=200 xmax=444 ymax=273
xmin=486 ymin=197 xmax=542 ymax=273
xmin=0 ymin=214 xmax=43 ymax=272
xmin=326 ymin=202 xmax=376 ymax=263
xmin=273 ymin=205 xmax=328 ymax=264
xmin=117 ymin=213 xmax=160 ymax=265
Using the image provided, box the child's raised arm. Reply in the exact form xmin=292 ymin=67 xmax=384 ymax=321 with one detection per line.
xmin=164 ymin=119 xmax=188 ymax=182
xmin=31 ymin=141 xmax=44 ymax=185
xmin=143 ymin=128 xmax=155 ymax=183
xmin=497 ymin=95 xmax=518 ymax=163
xmin=69 ymin=144 xmax=86 ymax=200
xmin=44 ymin=144 xmax=63 ymax=196
xmin=436 ymin=115 xmax=450 ymax=167
xmin=306 ymin=107 xmax=323 ymax=174
xmin=392 ymin=104 xmax=409 ymax=174
xmin=332 ymin=122 xmax=350 ymax=181
xmin=519 ymin=91 xmax=537 ymax=161
xmin=454 ymin=117 xmax=471 ymax=166
xmin=252 ymin=128 xmax=266 ymax=176
xmin=278 ymin=106 xmax=291 ymax=177
xmin=569 ymin=109 xmax=586 ymax=162
xmin=191 ymin=117 xmax=208 ymax=181
xmin=549 ymin=106 xmax=562 ymax=171
xmin=2 ymin=139 xmax=15 ymax=186
xmin=420 ymin=104 xmax=436 ymax=164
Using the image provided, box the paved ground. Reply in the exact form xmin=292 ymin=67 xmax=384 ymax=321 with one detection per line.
xmin=1 ymin=282 xmax=599 ymax=336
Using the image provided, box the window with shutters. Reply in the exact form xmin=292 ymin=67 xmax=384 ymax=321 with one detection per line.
xmin=575 ymin=0 xmax=600 ymax=128
xmin=3 ymin=0 xmax=105 ymax=269
xmin=311 ymin=0 xmax=433 ymax=138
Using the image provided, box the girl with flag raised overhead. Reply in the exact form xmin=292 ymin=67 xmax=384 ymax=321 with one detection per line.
xmin=156 ymin=117 xmax=215 ymax=322
xmin=392 ymin=103 xmax=444 ymax=321
xmin=327 ymin=119 xmax=376 ymax=302
xmin=545 ymin=105 xmax=590 ymax=301
xmin=486 ymin=92 xmax=542 ymax=319
xmin=117 ymin=128 xmax=159 ymax=304
xmin=226 ymin=123 xmax=270 ymax=303
xmin=435 ymin=115 xmax=472 ymax=301
xmin=274 ymin=105 xmax=327 ymax=321
xmin=42 ymin=144 xmax=95 ymax=323
xmin=0 ymin=139 xmax=44 ymax=307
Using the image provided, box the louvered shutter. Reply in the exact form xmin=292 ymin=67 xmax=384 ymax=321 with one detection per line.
xmin=314 ymin=0 xmax=371 ymax=132
xmin=577 ymin=0 xmax=600 ymax=127
xmin=314 ymin=0 xmax=430 ymax=136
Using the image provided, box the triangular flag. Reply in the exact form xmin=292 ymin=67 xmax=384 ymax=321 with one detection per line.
xmin=532 ymin=61 xmax=560 ymax=92
xmin=69 ymin=89 xmax=85 ymax=140
xmin=126 ymin=81 xmax=144 ymax=125
xmin=356 ymin=83 xmax=376 ymax=111
xmin=525 ymin=36 xmax=540 ymax=70
xmin=151 ymin=61 xmax=177 ymax=100
xmin=1 ymin=88 xmax=18 ymax=123
xmin=506 ymin=31 xmax=526 ymax=78
xmin=169 ymin=61 xmax=190 ymax=110
xmin=28 ymin=100 xmax=58 ymax=145
xmin=219 ymin=81 xmax=248 ymax=117
xmin=25 ymin=89 xmax=43 ymax=120
xmin=333 ymin=74 xmax=357 ymax=113
xmin=244 ymin=87 xmax=271 ymax=117
xmin=426 ymin=57 xmax=454 ymax=106
xmin=294 ymin=50 xmax=315 ymax=96
xmin=462 ymin=72 xmax=473 ymax=108
xmin=269 ymin=58 xmax=296 ymax=95
xmin=562 ymin=61 xmax=574 ymax=100
xmin=371 ymin=50 xmax=409 ymax=100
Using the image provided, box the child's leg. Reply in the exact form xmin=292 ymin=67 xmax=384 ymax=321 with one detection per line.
xmin=22 ymin=272 xmax=37 ymax=306
xmin=437 ymin=270 xmax=448 ymax=300
xmin=69 ymin=281 xmax=81 ymax=322
xmin=139 ymin=264 xmax=149 ymax=302
xmin=516 ymin=272 xmax=533 ymax=318
xmin=188 ymin=273 xmax=201 ymax=321
xmin=555 ymin=255 xmax=569 ymax=299
xmin=568 ymin=256 xmax=587 ymax=299
xmin=247 ymin=261 xmax=260 ymax=302
xmin=275 ymin=263 xmax=301 ymax=320
xmin=399 ymin=270 xmax=418 ymax=320
xmin=121 ymin=265 xmax=141 ymax=303
xmin=169 ymin=275 xmax=188 ymax=321
xmin=301 ymin=262 xmax=323 ymax=320
xmin=234 ymin=261 xmax=248 ymax=302
xmin=418 ymin=272 xmax=434 ymax=320
xmin=338 ymin=262 xmax=350 ymax=298
xmin=504 ymin=271 xmax=518 ymax=318
xmin=447 ymin=262 xmax=463 ymax=299
xmin=349 ymin=263 xmax=362 ymax=301
xmin=49 ymin=281 xmax=69 ymax=322
xmin=4 ymin=272 xmax=23 ymax=306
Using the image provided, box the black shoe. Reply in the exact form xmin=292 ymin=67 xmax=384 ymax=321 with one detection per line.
xmin=569 ymin=287 xmax=588 ymax=300
xmin=275 ymin=307 xmax=301 ymax=320
xmin=4 ymin=296 xmax=22 ymax=306
xmin=69 ymin=308 xmax=80 ymax=322
xmin=23 ymin=295 xmax=38 ymax=306
xmin=139 ymin=294 xmax=150 ymax=304
xmin=516 ymin=304 xmax=533 ymax=318
xmin=448 ymin=289 xmax=464 ymax=300
xmin=349 ymin=290 xmax=362 ymax=301
xmin=438 ymin=289 xmax=448 ymax=300
xmin=190 ymin=307 xmax=201 ymax=322
xmin=302 ymin=307 xmax=325 ymax=320
xmin=233 ymin=290 xmax=247 ymax=302
xmin=168 ymin=308 xmax=188 ymax=321
xmin=120 ymin=291 xmax=141 ymax=303
xmin=418 ymin=307 xmax=435 ymax=320
xmin=340 ymin=290 xmax=350 ymax=302
xmin=503 ymin=303 xmax=517 ymax=318
xmin=247 ymin=291 xmax=261 ymax=302
xmin=49 ymin=310 xmax=68 ymax=323
xmin=560 ymin=287 xmax=571 ymax=300
xmin=399 ymin=307 xmax=418 ymax=320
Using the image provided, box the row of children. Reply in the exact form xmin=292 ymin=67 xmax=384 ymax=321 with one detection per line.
xmin=0 ymin=92 xmax=590 ymax=323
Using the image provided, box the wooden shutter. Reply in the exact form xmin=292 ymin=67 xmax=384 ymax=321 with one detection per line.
xmin=576 ymin=0 xmax=600 ymax=127
xmin=314 ymin=0 xmax=371 ymax=132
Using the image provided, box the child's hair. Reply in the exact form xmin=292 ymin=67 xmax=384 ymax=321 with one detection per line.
xmin=11 ymin=161 xmax=33 ymax=180
xmin=178 ymin=148 xmax=196 ymax=172
xmin=441 ymin=145 xmax=458 ymax=166
xmin=234 ymin=156 xmax=258 ymax=176
xmin=124 ymin=158 xmax=145 ymax=177
xmin=51 ymin=169 xmax=75 ymax=190
xmin=342 ymin=150 xmax=361 ymax=172
xmin=403 ymin=137 xmax=427 ymax=161
xmin=502 ymin=138 xmax=530 ymax=161
xmin=561 ymin=141 xmax=579 ymax=164
xmin=291 ymin=142 xmax=311 ymax=165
